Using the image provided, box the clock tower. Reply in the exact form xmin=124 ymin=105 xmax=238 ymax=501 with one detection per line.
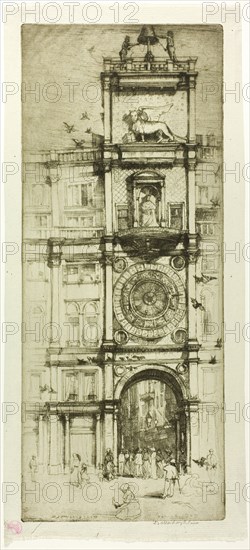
xmin=101 ymin=26 xmax=202 ymax=468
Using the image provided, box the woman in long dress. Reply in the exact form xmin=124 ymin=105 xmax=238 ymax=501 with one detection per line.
xmin=150 ymin=448 xmax=157 ymax=479
xmin=156 ymin=450 xmax=164 ymax=479
xmin=123 ymin=451 xmax=131 ymax=476
xmin=70 ymin=453 xmax=81 ymax=486
xmin=142 ymin=449 xmax=151 ymax=479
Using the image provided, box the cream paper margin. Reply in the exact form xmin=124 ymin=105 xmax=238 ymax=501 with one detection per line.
xmin=2 ymin=0 xmax=249 ymax=547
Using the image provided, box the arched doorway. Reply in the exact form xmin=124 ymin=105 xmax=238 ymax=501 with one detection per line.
xmin=115 ymin=367 xmax=187 ymax=474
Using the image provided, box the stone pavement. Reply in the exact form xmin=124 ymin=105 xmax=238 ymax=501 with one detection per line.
xmin=22 ymin=471 xmax=224 ymax=522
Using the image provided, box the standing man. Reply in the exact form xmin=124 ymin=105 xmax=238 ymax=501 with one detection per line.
xmin=162 ymin=458 xmax=179 ymax=498
xmin=29 ymin=455 xmax=38 ymax=482
xmin=118 ymin=448 xmax=125 ymax=476
xmin=150 ymin=447 xmax=157 ymax=479
xmin=205 ymin=449 xmax=217 ymax=482
xmin=134 ymin=449 xmax=143 ymax=477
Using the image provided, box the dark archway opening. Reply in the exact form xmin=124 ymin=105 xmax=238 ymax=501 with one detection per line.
xmin=117 ymin=370 xmax=187 ymax=475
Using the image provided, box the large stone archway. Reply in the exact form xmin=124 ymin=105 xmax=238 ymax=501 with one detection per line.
xmin=113 ymin=365 xmax=189 ymax=472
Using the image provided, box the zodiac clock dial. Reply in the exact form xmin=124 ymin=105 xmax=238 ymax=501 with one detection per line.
xmin=113 ymin=263 xmax=186 ymax=340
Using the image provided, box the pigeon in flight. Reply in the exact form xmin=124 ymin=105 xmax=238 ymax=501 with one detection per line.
xmin=191 ymin=298 xmax=205 ymax=311
xmin=63 ymin=122 xmax=76 ymax=133
xmin=80 ymin=111 xmax=90 ymax=120
xmin=72 ymin=138 xmax=85 ymax=148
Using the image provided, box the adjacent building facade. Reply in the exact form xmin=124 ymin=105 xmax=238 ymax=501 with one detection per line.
xmin=22 ymin=27 xmax=223 ymax=477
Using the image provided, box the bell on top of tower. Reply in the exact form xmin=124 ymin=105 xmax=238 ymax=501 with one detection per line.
xmin=137 ymin=25 xmax=159 ymax=46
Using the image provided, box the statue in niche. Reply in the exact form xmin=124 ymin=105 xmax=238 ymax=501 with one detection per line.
xmin=139 ymin=187 xmax=159 ymax=227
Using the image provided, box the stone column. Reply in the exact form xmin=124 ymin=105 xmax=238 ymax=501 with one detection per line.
xmin=50 ymin=162 xmax=60 ymax=237
xmin=47 ymin=239 xmax=63 ymax=348
xmin=188 ymin=76 xmax=196 ymax=143
xmin=161 ymin=180 xmax=166 ymax=227
xmin=104 ymin=167 xmax=113 ymax=235
xmin=187 ymin=252 xmax=197 ymax=342
xmin=103 ymin=404 xmax=114 ymax=454
xmin=104 ymin=244 xmax=113 ymax=343
xmin=96 ymin=413 xmax=101 ymax=467
xmin=49 ymin=362 xmax=58 ymax=401
xmin=175 ymin=413 xmax=181 ymax=468
xmin=189 ymin=361 xmax=199 ymax=398
xmin=187 ymin=163 xmax=196 ymax=234
xmin=113 ymin=408 xmax=118 ymax=467
xmin=64 ymin=414 xmax=70 ymax=473
xmin=189 ymin=400 xmax=200 ymax=466
xmin=38 ymin=414 xmax=44 ymax=473
xmin=103 ymin=77 xmax=111 ymax=144
xmin=133 ymin=183 xmax=139 ymax=227
xmin=185 ymin=406 xmax=191 ymax=471
xmin=48 ymin=410 xmax=61 ymax=474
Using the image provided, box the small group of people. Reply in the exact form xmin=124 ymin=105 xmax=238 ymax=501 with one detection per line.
xmin=97 ymin=448 xmax=116 ymax=482
xmin=118 ymin=447 xmax=175 ymax=479
xmin=70 ymin=453 xmax=89 ymax=488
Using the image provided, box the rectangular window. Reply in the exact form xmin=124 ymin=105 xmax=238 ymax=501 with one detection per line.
xmin=117 ymin=205 xmax=128 ymax=231
xmin=82 ymin=373 xmax=96 ymax=401
xmin=199 ymin=186 xmax=209 ymax=205
xmin=35 ymin=215 xmax=48 ymax=227
xmin=66 ymin=182 xmax=94 ymax=207
xmin=169 ymin=203 xmax=184 ymax=230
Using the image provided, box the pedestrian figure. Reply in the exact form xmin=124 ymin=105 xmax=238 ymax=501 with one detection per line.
xmin=156 ymin=450 xmax=164 ymax=479
xmin=123 ymin=450 xmax=131 ymax=476
xmin=150 ymin=447 xmax=157 ymax=479
xmin=118 ymin=449 xmax=125 ymax=476
xmin=97 ymin=463 xmax=104 ymax=482
xmin=70 ymin=453 xmax=81 ymax=487
xmin=134 ymin=449 xmax=143 ymax=477
xmin=162 ymin=459 xmax=180 ymax=498
xmin=142 ymin=448 xmax=151 ymax=479
xmin=205 ymin=449 xmax=217 ymax=482
xmin=103 ymin=449 xmax=115 ymax=481
xmin=80 ymin=463 xmax=89 ymax=487
xmin=113 ymin=483 xmax=141 ymax=520
xmin=29 ymin=455 xmax=38 ymax=482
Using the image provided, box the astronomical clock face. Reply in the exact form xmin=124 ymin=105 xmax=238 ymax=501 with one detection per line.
xmin=113 ymin=263 xmax=186 ymax=340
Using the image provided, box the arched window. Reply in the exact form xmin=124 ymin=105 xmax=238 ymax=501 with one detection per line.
xmin=200 ymin=289 xmax=216 ymax=342
xmin=65 ymin=302 xmax=80 ymax=346
xmin=82 ymin=302 xmax=99 ymax=346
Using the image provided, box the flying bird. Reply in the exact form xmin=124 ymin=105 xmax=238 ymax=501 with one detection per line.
xmin=86 ymin=127 xmax=92 ymax=134
xmin=72 ymin=138 xmax=85 ymax=148
xmin=210 ymin=197 xmax=220 ymax=207
xmin=194 ymin=273 xmax=217 ymax=284
xmin=80 ymin=111 xmax=90 ymax=120
xmin=215 ymin=338 xmax=222 ymax=348
xmin=192 ymin=457 xmax=206 ymax=468
xmin=63 ymin=122 xmax=76 ymax=133
xmin=191 ymin=298 xmax=205 ymax=311
xmin=39 ymin=384 xmax=50 ymax=392
xmin=87 ymin=45 xmax=95 ymax=53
